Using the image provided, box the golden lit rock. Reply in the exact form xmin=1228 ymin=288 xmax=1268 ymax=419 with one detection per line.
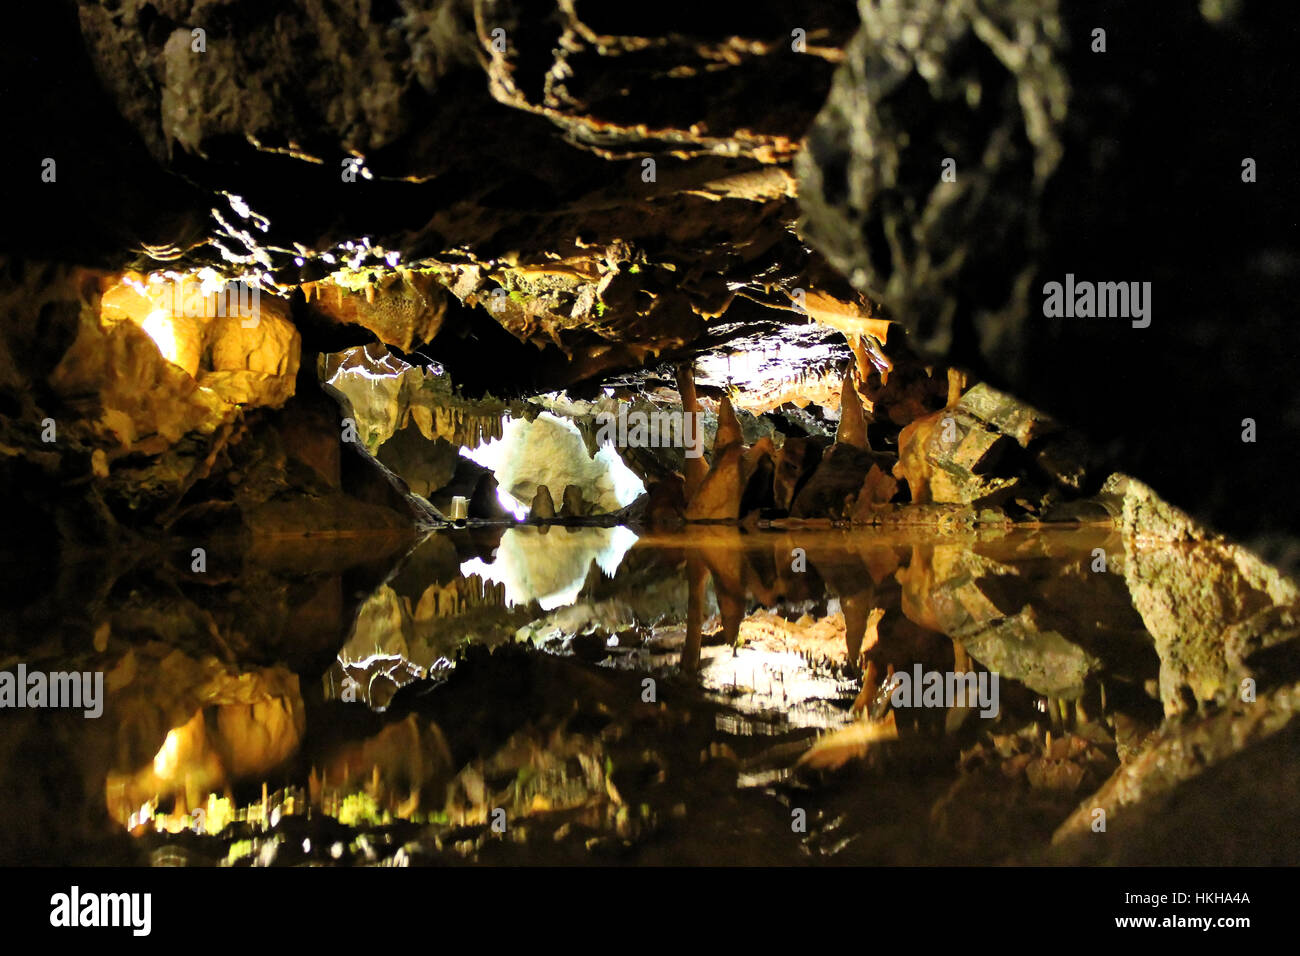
xmin=685 ymin=443 xmax=743 ymax=521
xmin=304 ymin=270 xmax=447 ymax=352
xmin=835 ymin=365 xmax=869 ymax=450
xmin=713 ymin=392 xmax=743 ymax=452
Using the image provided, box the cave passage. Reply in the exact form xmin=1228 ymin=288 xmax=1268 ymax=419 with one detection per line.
xmin=2 ymin=0 xmax=1298 ymax=876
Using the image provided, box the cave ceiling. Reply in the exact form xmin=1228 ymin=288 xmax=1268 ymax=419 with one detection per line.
xmin=1 ymin=0 xmax=1297 ymax=548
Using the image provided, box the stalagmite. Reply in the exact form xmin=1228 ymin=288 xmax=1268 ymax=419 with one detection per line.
xmin=529 ymin=485 xmax=555 ymax=520
xmin=841 ymin=592 xmax=874 ymax=669
xmin=559 ymin=483 xmax=586 ymax=517
xmin=682 ymin=556 xmax=708 ymax=674
xmin=685 ymin=444 xmax=743 ymax=520
xmin=835 ymin=365 xmax=870 ymax=451
xmin=714 ymin=392 xmax=743 ymax=452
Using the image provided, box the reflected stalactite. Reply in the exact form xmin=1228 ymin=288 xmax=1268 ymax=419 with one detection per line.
xmin=310 ymin=714 xmax=453 ymax=823
xmin=715 ymin=577 xmax=746 ymax=653
xmin=698 ymin=537 xmax=747 ymax=654
xmin=841 ymin=591 xmax=874 ymax=670
xmin=683 ymin=555 xmax=709 ymax=673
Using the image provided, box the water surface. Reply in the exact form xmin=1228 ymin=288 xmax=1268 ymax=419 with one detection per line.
xmin=0 ymin=524 xmax=1165 ymax=865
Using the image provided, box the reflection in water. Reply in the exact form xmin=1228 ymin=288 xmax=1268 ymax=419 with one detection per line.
xmin=460 ymin=526 xmax=639 ymax=610
xmin=6 ymin=522 xmax=1286 ymax=865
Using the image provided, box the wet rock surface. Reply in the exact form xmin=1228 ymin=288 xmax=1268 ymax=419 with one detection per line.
xmin=1108 ymin=474 xmax=1299 ymax=716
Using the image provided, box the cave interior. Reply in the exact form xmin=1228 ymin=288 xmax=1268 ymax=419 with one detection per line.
xmin=1 ymin=0 xmax=1298 ymax=868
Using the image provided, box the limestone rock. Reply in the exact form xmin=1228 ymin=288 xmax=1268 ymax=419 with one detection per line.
xmin=1053 ymin=680 xmax=1300 ymax=863
xmin=897 ymin=540 xmax=1154 ymax=698
xmin=956 ymin=384 xmax=1060 ymax=449
xmin=850 ymin=464 xmax=899 ymax=518
xmin=741 ymin=436 xmax=775 ymax=486
xmin=834 ymin=367 xmax=869 ymax=450
xmin=894 ymin=408 xmax=1019 ymax=507
xmin=530 ymin=485 xmax=556 ymax=520
xmin=1107 ymin=473 xmax=1300 ymax=716
xmin=685 ymin=444 xmax=744 ymax=521
xmin=375 ymin=425 xmax=460 ymax=499
xmin=428 ymin=458 xmax=512 ymax=521
xmin=791 ymin=444 xmax=878 ymax=519
xmin=773 ymin=437 xmax=823 ymax=512
xmin=560 ymin=484 xmax=587 ymax=518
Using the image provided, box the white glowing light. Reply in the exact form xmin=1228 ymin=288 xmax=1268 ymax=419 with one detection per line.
xmin=595 ymin=525 xmax=639 ymax=576
xmin=142 ymin=310 xmax=182 ymax=366
xmin=495 ymin=486 xmax=529 ymax=521
xmin=595 ymin=444 xmax=644 ymax=508
xmin=460 ymin=525 xmax=639 ymax=611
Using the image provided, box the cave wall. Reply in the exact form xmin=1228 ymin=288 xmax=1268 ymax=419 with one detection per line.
xmin=795 ymin=0 xmax=1300 ymax=558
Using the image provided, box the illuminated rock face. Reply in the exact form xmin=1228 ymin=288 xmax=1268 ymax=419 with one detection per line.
xmin=96 ymin=272 xmax=300 ymax=408
xmin=324 ymin=346 xmax=507 ymax=453
xmin=478 ymin=413 xmax=632 ymax=517
xmin=303 ymin=272 xmax=448 ymax=352
xmin=77 ymin=282 xmax=309 ymax=506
